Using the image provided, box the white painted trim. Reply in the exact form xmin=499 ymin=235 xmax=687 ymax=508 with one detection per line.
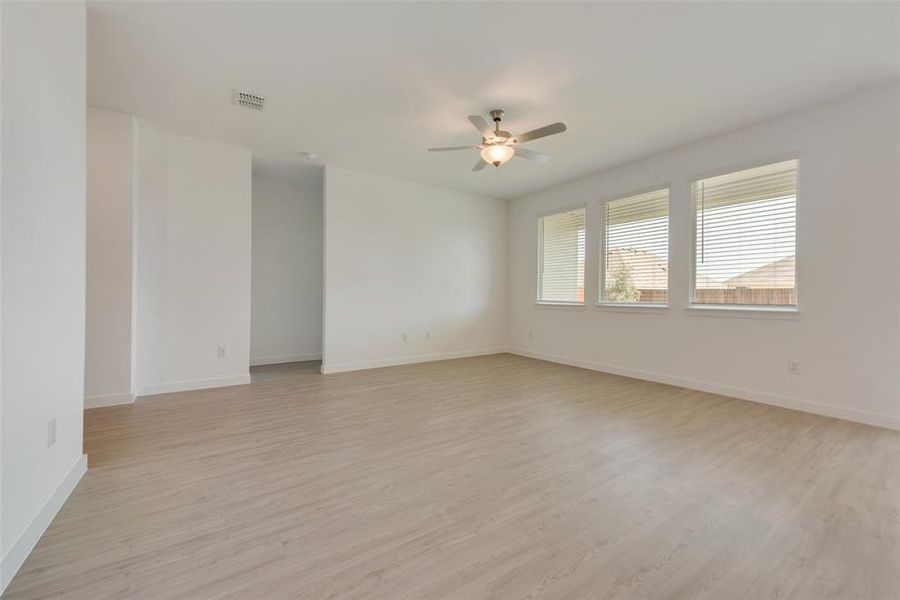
xmin=684 ymin=305 xmax=800 ymax=319
xmin=534 ymin=302 xmax=585 ymax=309
xmin=509 ymin=348 xmax=900 ymax=431
xmin=84 ymin=392 xmax=135 ymax=409
xmin=137 ymin=374 xmax=251 ymax=397
xmin=249 ymin=353 xmax=321 ymax=367
xmin=1 ymin=454 xmax=88 ymax=593
xmin=321 ymin=347 xmax=507 ymax=374
xmin=595 ymin=303 xmax=669 ymax=313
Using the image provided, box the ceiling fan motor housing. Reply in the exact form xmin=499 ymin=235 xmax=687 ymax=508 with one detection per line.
xmin=486 ymin=130 xmax=513 ymax=143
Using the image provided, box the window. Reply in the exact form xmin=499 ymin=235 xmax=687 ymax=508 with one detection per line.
xmin=537 ymin=208 xmax=586 ymax=304
xmin=692 ymin=159 xmax=797 ymax=307
xmin=600 ymin=188 xmax=669 ymax=305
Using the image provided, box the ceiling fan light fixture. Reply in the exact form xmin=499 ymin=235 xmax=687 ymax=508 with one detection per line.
xmin=480 ymin=144 xmax=515 ymax=167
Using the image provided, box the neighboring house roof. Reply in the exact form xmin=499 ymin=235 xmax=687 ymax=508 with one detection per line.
xmin=607 ymin=248 xmax=724 ymax=289
xmin=725 ymin=256 xmax=795 ymax=288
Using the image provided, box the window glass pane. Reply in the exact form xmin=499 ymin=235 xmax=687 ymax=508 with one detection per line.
xmin=601 ymin=189 xmax=668 ymax=304
xmin=537 ymin=209 xmax=586 ymax=303
xmin=692 ymin=160 xmax=797 ymax=306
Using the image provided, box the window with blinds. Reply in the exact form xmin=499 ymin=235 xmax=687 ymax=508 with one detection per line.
xmin=537 ymin=208 xmax=586 ymax=304
xmin=600 ymin=188 xmax=669 ymax=305
xmin=692 ymin=159 xmax=797 ymax=307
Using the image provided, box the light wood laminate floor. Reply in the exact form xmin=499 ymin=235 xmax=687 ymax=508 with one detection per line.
xmin=6 ymin=354 xmax=899 ymax=599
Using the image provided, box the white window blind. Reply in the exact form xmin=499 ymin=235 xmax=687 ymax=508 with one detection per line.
xmin=601 ymin=188 xmax=669 ymax=305
xmin=692 ymin=159 xmax=797 ymax=307
xmin=537 ymin=208 xmax=586 ymax=303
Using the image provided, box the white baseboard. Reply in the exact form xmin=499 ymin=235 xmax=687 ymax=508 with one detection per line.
xmin=509 ymin=348 xmax=900 ymax=431
xmin=321 ymin=347 xmax=508 ymax=374
xmin=1 ymin=454 xmax=88 ymax=594
xmin=84 ymin=392 xmax=135 ymax=409
xmin=250 ymin=353 xmax=321 ymax=367
xmin=137 ymin=374 xmax=251 ymax=398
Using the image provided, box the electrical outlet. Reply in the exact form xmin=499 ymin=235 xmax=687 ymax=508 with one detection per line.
xmin=217 ymin=345 xmax=227 ymax=359
xmin=425 ymin=330 xmax=432 ymax=340
xmin=787 ymin=360 xmax=800 ymax=375
xmin=47 ymin=417 xmax=56 ymax=448
xmin=402 ymin=332 xmax=408 ymax=343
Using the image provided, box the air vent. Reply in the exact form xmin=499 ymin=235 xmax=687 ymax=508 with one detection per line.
xmin=234 ymin=90 xmax=265 ymax=111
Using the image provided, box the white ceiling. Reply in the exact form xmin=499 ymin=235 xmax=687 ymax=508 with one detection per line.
xmin=87 ymin=1 xmax=900 ymax=199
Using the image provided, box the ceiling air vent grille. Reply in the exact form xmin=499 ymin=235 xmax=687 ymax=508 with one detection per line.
xmin=234 ymin=91 xmax=265 ymax=111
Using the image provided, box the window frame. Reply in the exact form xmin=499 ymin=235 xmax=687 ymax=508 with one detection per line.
xmin=688 ymin=157 xmax=800 ymax=313
xmin=597 ymin=186 xmax=670 ymax=309
xmin=535 ymin=205 xmax=587 ymax=307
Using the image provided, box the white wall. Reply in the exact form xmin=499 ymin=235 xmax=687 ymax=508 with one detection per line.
xmin=251 ymin=169 xmax=323 ymax=365
xmin=1 ymin=1 xmax=88 ymax=590
xmin=85 ymin=107 xmax=134 ymax=407
xmin=322 ymin=167 xmax=508 ymax=373
xmin=509 ymin=84 xmax=900 ymax=429
xmin=133 ymin=121 xmax=252 ymax=396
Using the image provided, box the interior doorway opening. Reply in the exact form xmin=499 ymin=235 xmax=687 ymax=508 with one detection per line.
xmin=250 ymin=158 xmax=324 ymax=376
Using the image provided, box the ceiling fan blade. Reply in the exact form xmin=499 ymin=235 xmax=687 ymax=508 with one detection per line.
xmin=468 ymin=115 xmax=493 ymax=137
xmin=427 ymin=145 xmax=478 ymax=152
xmin=472 ymin=158 xmax=488 ymax=171
xmin=514 ymin=147 xmax=551 ymax=164
xmin=514 ymin=122 xmax=567 ymax=144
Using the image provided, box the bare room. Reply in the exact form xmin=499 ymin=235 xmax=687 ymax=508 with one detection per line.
xmin=2 ymin=1 xmax=899 ymax=598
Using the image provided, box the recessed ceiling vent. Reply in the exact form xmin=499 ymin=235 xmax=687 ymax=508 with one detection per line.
xmin=234 ymin=90 xmax=265 ymax=111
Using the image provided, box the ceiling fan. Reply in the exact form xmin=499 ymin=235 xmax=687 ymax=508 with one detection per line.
xmin=428 ymin=109 xmax=567 ymax=171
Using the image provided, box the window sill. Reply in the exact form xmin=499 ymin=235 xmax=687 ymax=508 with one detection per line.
xmin=596 ymin=303 xmax=669 ymax=313
xmin=534 ymin=302 xmax=586 ymax=310
xmin=685 ymin=304 xmax=799 ymax=319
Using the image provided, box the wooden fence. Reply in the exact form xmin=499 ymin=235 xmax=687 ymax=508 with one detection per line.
xmin=637 ymin=288 xmax=795 ymax=306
